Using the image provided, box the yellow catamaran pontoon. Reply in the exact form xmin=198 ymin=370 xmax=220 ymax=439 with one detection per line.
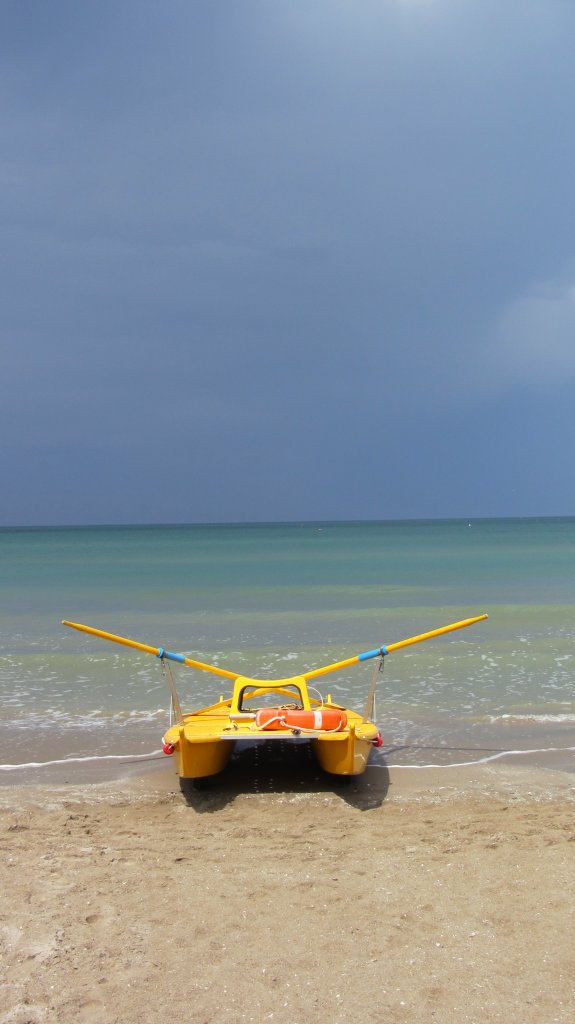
xmin=63 ymin=614 xmax=487 ymax=782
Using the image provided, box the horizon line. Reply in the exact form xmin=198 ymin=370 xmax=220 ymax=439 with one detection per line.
xmin=1 ymin=513 xmax=574 ymax=531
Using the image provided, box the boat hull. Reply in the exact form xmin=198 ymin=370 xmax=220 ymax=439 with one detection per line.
xmin=312 ymin=732 xmax=376 ymax=776
xmin=164 ymin=717 xmax=380 ymax=780
xmin=174 ymin=736 xmax=235 ymax=780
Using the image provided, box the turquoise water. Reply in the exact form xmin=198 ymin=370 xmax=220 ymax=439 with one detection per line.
xmin=1 ymin=519 xmax=574 ymax=773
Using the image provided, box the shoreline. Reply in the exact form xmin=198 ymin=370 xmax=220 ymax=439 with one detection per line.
xmin=1 ymin=730 xmax=574 ymax=789
xmin=2 ymin=701 xmax=575 ymax=785
xmin=1 ymin=753 xmax=574 ymax=805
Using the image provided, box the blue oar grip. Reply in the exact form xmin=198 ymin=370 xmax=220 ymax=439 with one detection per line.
xmin=156 ymin=647 xmax=186 ymax=664
xmin=358 ymin=645 xmax=388 ymax=662
xmin=166 ymin=650 xmax=186 ymax=663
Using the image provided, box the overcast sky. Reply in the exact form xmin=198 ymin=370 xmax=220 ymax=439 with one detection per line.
xmin=2 ymin=0 xmax=574 ymax=525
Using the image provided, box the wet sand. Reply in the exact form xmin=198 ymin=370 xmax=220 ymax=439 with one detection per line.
xmin=1 ymin=755 xmax=574 ymax=1024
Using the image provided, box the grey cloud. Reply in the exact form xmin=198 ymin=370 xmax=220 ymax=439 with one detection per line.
xmin=2 ymin=1 xmax=575 ymax=523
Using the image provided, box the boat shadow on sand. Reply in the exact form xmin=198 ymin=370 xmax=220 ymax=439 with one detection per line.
xmin=178 ymin=739 xmax=390 ymax=813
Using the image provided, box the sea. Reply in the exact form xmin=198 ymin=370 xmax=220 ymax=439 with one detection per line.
xmin=1 ymin=518 xmax=574 ymax=779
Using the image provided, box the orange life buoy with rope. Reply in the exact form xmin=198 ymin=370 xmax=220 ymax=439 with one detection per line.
xmin=255 ymin=708 xmax=347 ymax=732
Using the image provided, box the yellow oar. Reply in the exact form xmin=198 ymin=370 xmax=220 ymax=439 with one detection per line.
xmin=303 ymin=614 xmax=488 ymax=682
xmin=62 ymin=620 xmax=239 ymax=681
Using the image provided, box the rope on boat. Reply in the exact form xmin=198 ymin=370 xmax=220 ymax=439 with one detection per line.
xmin=364 ymin=655 xmax=384 ymax=721
xmin=248 ymin=717 xmax=347 ymax=736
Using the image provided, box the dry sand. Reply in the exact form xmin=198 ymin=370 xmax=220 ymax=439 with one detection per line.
xmin=1 ymin=756 xmax=574 ymax=1024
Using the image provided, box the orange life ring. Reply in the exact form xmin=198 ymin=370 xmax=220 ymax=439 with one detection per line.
xmin=255 ymin=708 xmax=347 ymax=732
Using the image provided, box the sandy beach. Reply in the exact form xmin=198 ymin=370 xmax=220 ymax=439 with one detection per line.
xmin=1 ymin=757 xmax=574 ymax=1024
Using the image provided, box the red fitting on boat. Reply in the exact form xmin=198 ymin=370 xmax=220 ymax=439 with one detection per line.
xmin=162 ymin=742 xmax=175 ymax=755
xmin=372 ymin=732 xmax=383 ymax=748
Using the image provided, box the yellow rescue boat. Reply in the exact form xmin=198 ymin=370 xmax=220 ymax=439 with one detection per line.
xmin=63 ymin=614 xmax=487 ymax=783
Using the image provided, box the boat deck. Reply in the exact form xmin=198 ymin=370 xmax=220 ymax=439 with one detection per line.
xmin=177 ymin=704 xmax=364 ymax=743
